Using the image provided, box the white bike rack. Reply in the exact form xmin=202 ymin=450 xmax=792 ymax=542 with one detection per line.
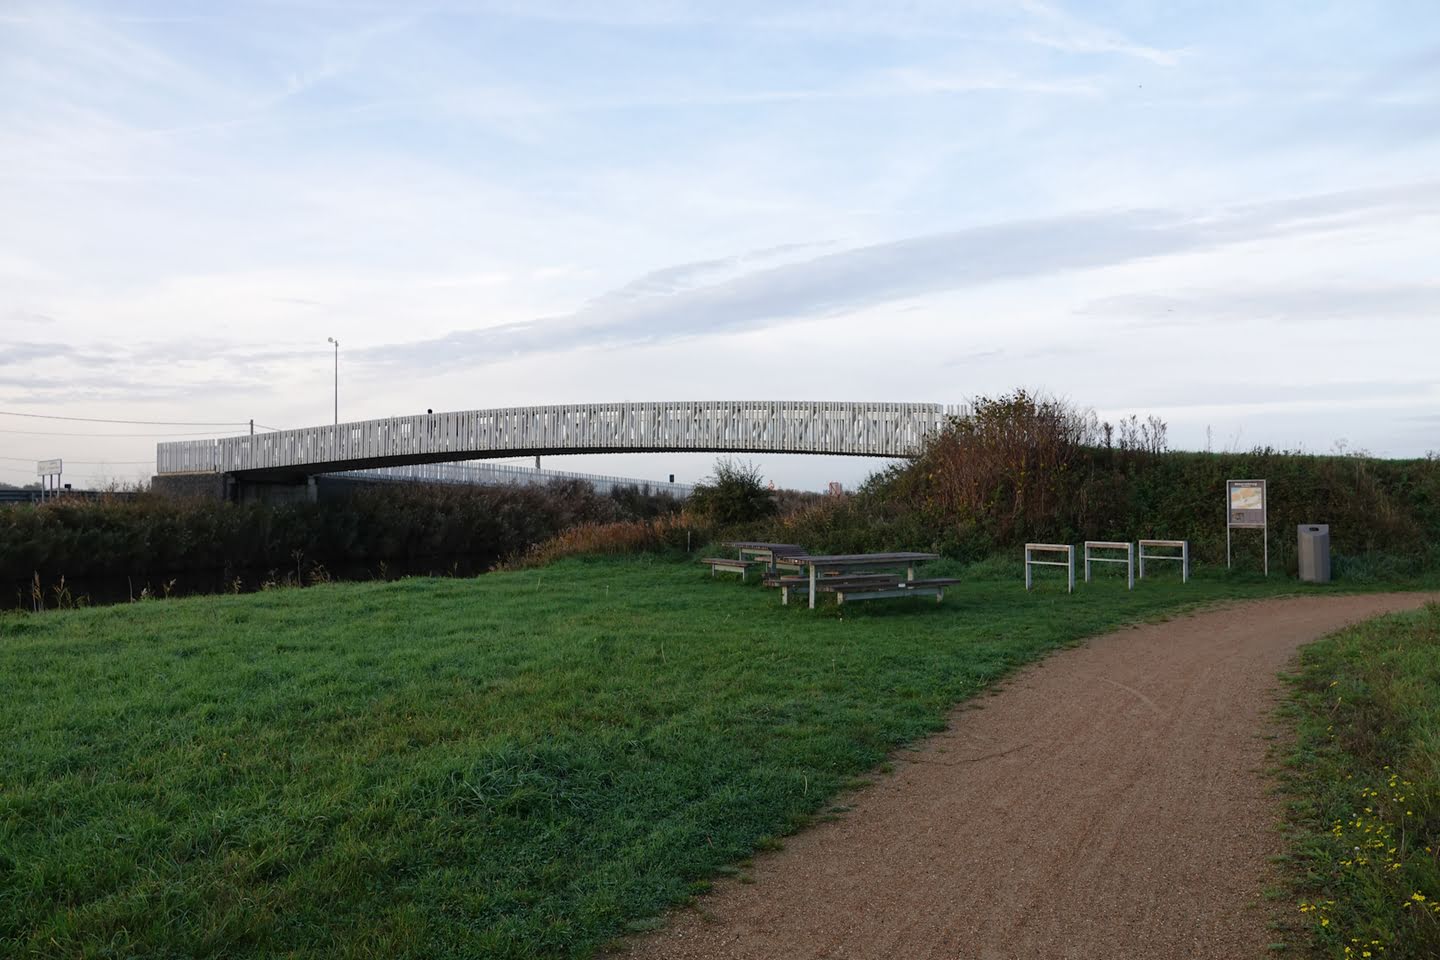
xmin=1083 ymin=541 xmax=1134 ymax=590
xmin=1024 ymin=543 xmax=1075 ymax=593
xmin=1138 ymin=539 xmax=1190 ymax=583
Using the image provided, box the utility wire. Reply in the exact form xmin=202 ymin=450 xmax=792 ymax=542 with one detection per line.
xmin=0 ymin=410 xmax=252 ymax=426
xmin=0 ymin=455 xmax=153 ymax=465
xmin=0 ymin=428 xmax=242 ymax=438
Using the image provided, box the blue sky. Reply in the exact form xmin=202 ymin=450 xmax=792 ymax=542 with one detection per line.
xmin=2 ymin=1 xmax=1438 ymax=488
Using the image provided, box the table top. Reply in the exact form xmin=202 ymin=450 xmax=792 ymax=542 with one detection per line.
xmin=723 ymin=541 xmax=806 ymax=553
xmin=787 ymin=552 xmax=939 ymax=564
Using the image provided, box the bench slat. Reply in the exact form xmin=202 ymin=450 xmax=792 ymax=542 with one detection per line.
xmin=836 ymin=583 xmax=949 ymax=604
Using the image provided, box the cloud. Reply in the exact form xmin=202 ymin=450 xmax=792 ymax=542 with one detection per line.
xmin=1133 ymin=379 xmax=1439 ymax=410
xmin=942 ymin=349 xmax=1006 ymax=367
xmin=1083 ymin=284 xmax=1440 ymax=329
xmin=2 ymin=309 xmax=56 ymax=326
xmin=594 ymin=241 xmax=834 ymax=303
xmin=361 ymin=179 xmax=1440 ymax=373
xmin=422 ymin=68 xmax=1102 ymax=124
xmin=0 ymin=341 xmax=108 ymax=365
xmin=1017 ymin=0 xmax=1182 ymax=66
xmin=0 ymin=379 xmax=191 ymax=404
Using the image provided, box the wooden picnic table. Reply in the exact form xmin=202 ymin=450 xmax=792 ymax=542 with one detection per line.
xmin=783 ymin=552 xmax=940 ymax=608
xmin=722 ymin=541 xmax=807 ymax=571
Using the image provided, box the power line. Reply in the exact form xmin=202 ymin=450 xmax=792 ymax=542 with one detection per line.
xmin=0 ymin=410 xmax=252 ymax=426
xmin=0 ymin=455 xmax=153 ymax=465
xmin=0 ymin=428 xmax=240 ymax=438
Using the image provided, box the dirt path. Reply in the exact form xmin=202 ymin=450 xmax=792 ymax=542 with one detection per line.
xmin=626 ymin=592 xmax=1436 ymax=960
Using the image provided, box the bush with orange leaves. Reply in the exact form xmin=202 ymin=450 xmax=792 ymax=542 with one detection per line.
xmin=505 ymin=511 xmax=711 ymax=569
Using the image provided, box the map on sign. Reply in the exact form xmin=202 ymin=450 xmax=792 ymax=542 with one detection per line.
xmin=1229 ymin=485 xmax=1263 ymax=512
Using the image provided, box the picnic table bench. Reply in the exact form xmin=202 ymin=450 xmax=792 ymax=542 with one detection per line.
xmin=722 ymin=541 xmax=807 ymax=573
xmin=833 ymin=577 xmax=960 ymax=605
xmin=766 ymin=573 xmax=899 ymax=604
xmin=702 ymin=541 xmax=809 ymax=582
xmin=699 ymin=556 xmax=761 ymax=580
xmin=769 ymin=572 xmax=960 ymax=605
xmin=782 ymin=552 xmax=942 ymax=608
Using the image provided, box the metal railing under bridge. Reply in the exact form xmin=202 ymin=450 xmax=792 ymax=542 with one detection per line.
xmin=330 ymin=461 xmax=695 ymax=498
xmin=156 ymin=401 xmax=964 ymax=478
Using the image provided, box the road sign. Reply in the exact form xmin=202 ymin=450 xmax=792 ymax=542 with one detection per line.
xmin=36 ymin=458 xmax=63 ymax=501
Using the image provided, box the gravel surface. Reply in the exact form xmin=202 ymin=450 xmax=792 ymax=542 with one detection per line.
xmin=624 ymin=592 xmax=1436 ymax=960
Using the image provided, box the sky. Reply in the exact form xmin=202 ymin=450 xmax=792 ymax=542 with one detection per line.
xmin=2 ymin=0 xmax=1439 ymax=490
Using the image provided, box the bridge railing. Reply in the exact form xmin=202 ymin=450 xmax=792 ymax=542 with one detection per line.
xmin=156 ymin=401 xmax=970 ymax=475
xmin=331 ymin=461 xmax=696 ymax=497
xmin=157 ymin=439 xmax=220 ymax=474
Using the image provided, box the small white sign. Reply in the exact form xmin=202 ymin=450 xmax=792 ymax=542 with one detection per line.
xmin=36 ymin=458 xmax=62 ymax=476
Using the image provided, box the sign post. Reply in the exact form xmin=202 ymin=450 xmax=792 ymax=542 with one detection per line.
xmin=36 ymin=459 xmax=62 ymax=501
xmin=1226 ymin=479 xmax=1268 ymax=576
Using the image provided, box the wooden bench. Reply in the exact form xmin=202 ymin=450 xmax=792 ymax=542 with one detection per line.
xmin=833 ymin=577 xmax=962 ymax=605
xmin=699 ymin=557 xmax=761 ymax=581
xmin=725 ymin=542 xmax=808 ymax=573
xmin=769 ymin=574 xmax=905 ymax=605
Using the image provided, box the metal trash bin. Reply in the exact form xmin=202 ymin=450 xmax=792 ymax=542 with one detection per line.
xmin=1298 ymin=524 xmax=1331 ymax=583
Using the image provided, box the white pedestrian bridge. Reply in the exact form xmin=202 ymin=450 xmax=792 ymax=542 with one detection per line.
xmin=157 ymin=401 xmax=959 ymax=480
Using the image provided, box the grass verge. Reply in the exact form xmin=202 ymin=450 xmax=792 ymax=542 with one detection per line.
xmin=1277 ymin=602 xmax=1440 ymax=958
xmin=0 ymin=555 xmax=1415 ymax=958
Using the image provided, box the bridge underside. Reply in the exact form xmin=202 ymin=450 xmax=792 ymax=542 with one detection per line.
xmin=224 ymin=444 xmax=905 ymax=484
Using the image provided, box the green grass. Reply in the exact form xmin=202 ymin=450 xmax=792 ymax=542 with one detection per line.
xmin=0 ymin=556 xmax=1418 ymax=959
xmin=1277 ymin=603 xmax=1440 ymax=958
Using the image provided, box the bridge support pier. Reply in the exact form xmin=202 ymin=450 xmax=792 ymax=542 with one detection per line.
xmin=224 ymin=476 xmax=319 ymax=506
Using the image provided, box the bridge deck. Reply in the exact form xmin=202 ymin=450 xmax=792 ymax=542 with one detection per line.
xmin=156 ymin=401 xmax=960 ymax=478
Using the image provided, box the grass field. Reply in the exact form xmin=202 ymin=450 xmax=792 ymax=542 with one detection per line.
xmin=1278 ymin=603 xmax=1440 ymax=959
xmin=0 ymin=555 xmax=1404 ymax=959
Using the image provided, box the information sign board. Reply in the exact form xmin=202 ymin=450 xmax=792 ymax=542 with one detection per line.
xmin=1226 ymin=478 xmax=1268 ymax=575
xmin=36 ymin=458 xmax=63 ymax=501
xmin=1227 ymin=479 xmax=1266 ymax=527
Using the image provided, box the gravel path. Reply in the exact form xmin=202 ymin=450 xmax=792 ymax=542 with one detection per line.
xmin=625 ymin=592 xmax=1436 ymax=960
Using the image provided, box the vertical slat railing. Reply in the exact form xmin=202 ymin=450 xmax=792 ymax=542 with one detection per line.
xmin=157 ymin=401 xmax=953 ymax=474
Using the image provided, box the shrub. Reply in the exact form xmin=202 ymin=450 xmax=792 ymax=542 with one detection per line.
xmin=0 ymin=480 xmax=684 ymax=589
xmin=688 ymin=459 xmax=778 ymax=525
xmin=869 ymin=391 xmax=1440 ymax=571
xmin=505 ymin=512 xmax=707 ymax=569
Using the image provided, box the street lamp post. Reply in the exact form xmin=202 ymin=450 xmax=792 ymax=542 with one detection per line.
xmin=326 ymin=337 xmax=338 ymax=425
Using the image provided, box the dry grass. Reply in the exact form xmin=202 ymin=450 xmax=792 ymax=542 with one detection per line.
xmin=506 ymin=512 xmax=708 ymax=569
